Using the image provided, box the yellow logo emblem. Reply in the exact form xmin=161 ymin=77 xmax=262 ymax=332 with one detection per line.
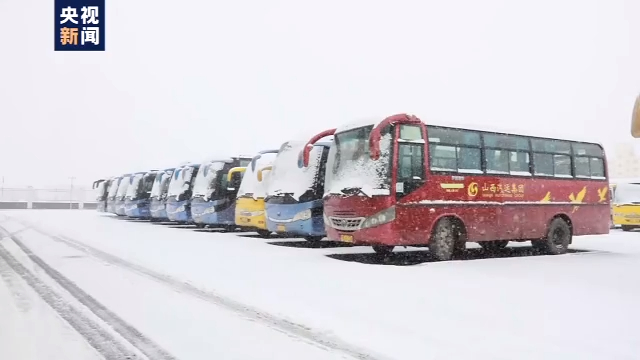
xmin=468 ymin=182 xmax=478 ymax=197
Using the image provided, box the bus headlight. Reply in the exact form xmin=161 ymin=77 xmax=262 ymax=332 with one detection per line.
xmin=175 ymin=205 xmax=186 ymax=213
xmin=293 ymin=209 xmax=312 ymax=221
xmin=360 ymin=206 xmax=396 ymax=229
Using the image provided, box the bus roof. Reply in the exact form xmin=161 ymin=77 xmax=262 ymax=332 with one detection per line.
xmin=334 ymin=114 xmax=603 ymax=146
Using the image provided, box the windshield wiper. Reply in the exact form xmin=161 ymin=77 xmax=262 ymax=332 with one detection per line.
xmin=273 ymin=190 xmax=294 ymax=197
xmin=341 ymin=187 xmax=370 ymax=198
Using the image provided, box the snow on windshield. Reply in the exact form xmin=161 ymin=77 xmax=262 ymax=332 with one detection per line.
xmin=107 ymin=179 xmax=120 ymax=197
xmin=151 ymin=172 xmax=170 ymax=198
xmin=613 ymin=183 xmax=640 ymax=204
xmin=116 ymin=176 xmax=130 ymax=198
xmin=168 ymin=166 xmax=195 ymax=197
xmin=95 ymin=181 xmax=107 ymax=199
xmin=126 ymin=174 xmax=144 ymax=199
xmin=192 ymin=161 xmax=225 ymax=198
xmin=266 ymin=142 xmax=323 ymax=200
xmin=238 ymin=153 xmax=278 ymax=199
xmin=324 ymin=128 xmax=391 ymax=197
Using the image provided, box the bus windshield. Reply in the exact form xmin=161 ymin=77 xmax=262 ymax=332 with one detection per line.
xmin=613 ymin=183 xmax=640 ymax=205
xmin=95 ymin=181 xmax=107 ymax=200
xmin=126 ymin=174 xmax=144 ymax=199
xmin=325 ymin=125 xmax=392 ymax=197
xmin=107 ymin=179 xmax=120 ymax=198
xmin=116 ymin=176 xmax=130 ymax=198
xmin=168 ymin=166 xmax=195 ymax=197
xmin=192 ymin=161 xmax=225 ymax=199
xmin=267 ymin=142 xmax=326 ymax=202
xmin=151 ymin=171 xmax=172 ymax=199
xmin=238 ymin=154 xmax=277 ymax=199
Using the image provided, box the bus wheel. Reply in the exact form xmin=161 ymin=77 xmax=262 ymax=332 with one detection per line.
xmin=372 ymin=245 xmax=394 ymax=255
xmin=257 ymin=229 xmax=271 ymax=238
xmin=622 ymin=225 xmax=634 ymax=232
xmin=534 ymin=218 xmax=571 ymax=255
xmin=479 ymin=240 xmax=509 ymax=252
xmin=429 ymin=218 xmax=457 ymax=261
xmin=304 ymin=235 xmax=323 ymax=242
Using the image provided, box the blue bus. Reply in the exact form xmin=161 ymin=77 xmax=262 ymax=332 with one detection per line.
xmin=191 ymin=156 xmax=252 ymax=230
xmin=114 ymin=173 xmax=132 ymax=216
xmin=166 ymin=164 xmax=200 ymax=223
xmin=149 ymin=168 xmax=175 ymax=221
xmin=124 ymin=171 xmax=158 ymax=218
xmin=264 ymin=130 xmax=334 ymax=241
xmin=106 ymin=176 xmax=122 ymax=214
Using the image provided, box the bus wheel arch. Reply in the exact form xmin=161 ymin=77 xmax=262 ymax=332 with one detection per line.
xmin=428 ymin=215 xmax=467 ymax=261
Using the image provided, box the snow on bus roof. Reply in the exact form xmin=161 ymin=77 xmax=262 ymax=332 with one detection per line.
xmin=334 ymin=117 xmax=382 ymax=134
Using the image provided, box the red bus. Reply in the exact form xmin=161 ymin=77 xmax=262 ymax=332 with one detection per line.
xmin=317 ymin=114 xmax=609 ymax=261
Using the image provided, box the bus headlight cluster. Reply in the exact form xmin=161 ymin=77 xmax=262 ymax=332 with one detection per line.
xmin=360 ymin=206 xmax=396 ymax=229
xmin=202 ymin=206 xmax=218 ymax=215
xmin=240 ymin=210 xmax=264 ymax=217
xmin=292 ymin=209 xmax=312 ymax=222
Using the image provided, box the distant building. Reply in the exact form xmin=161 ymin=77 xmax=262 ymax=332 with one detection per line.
xmin=608 ymin=142 xmax=640 ymax=179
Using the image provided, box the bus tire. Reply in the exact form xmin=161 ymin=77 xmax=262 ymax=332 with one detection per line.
xmin=429 ymin=218 xmax=457 ymax=261
xmin=304 ymin=235 xmax=323 ymax=242
xmin=257 ymin=229 xmax=271 ymax=238
xmin=534 ymin=217 xmax=571 ymax=255
xmin=372 ymin=245 xmax=394 ymax=255
xmin=479 ymin=240 xmax=509 ymax=252
xmin=621 ymin=225 xmax=634 ymax=232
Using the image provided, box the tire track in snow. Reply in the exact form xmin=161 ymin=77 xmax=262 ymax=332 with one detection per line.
xmin=0 ymin=240 xmax=137 ymax=360
xmin=21 ymin=223 xmax=387 ymax=360
xmin=5 ymin=234 xmax=178 ymax=360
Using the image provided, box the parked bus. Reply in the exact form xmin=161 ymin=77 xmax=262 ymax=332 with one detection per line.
xmin=166 ymin=164 xmax=200 ymax=224
xmin=124 ymin=170 xmax=158 ymax=218
xmin=106 ymin=176 xmax=122 ymax=214
xmin=150 ymin=168 xmax=175 ymax=221
xmin=610 ymin=179 xmax=640 ymax=231
xmin=92 ymin=178 xmax=111 ymax=212
xmin=322 ymin=114 xmax=610 ymax=260
xmin=265 ymin=129 xmax=334 ymax=241
xmin=114 ymin=173 xmax=132 ymax=216
xmin=191 ymin=156 xmax=251 ymax=230
xmin=235 ymin=150 xmax=279 ymax=237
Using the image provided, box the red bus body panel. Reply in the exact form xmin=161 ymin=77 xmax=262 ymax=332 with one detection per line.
xmin=325 ymin=174 xmax=610 ymax=247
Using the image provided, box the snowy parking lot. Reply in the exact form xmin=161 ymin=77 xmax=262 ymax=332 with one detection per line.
xmin=1 ymin=210 xmax=639 ymax=360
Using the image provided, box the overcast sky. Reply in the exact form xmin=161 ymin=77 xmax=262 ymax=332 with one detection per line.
xmin=0 ymin=0 xmax=638 ymax=188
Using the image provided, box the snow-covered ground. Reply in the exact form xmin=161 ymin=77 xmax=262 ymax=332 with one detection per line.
xmin=1 ymin=210 xmax=639 ymax=360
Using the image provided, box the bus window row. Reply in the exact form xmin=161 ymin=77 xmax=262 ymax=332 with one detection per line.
xmin=426 ymin=126 xmax=605 ymax=179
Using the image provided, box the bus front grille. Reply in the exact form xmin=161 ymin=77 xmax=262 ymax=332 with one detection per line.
xmin=328 ymin=216 xmax=365 ymax=231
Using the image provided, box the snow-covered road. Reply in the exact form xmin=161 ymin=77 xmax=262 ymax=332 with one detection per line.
xmin=1 ymin=210 xmax=638 ymax=360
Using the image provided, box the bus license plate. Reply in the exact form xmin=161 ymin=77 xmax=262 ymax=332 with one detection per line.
xmin=340 ymin=234 xmax=353 ymax=243
xmin=277 ymin=224 xmax=286 ymax=232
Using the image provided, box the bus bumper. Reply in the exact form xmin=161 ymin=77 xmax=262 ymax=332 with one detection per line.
xmin=166 ymin=200 xmax=192 ymax=223
xmin=265 ymin=201 xmax=325 ymax=237
xmin=191 ymin=200 xmax=236 ymax=226
xmin=325 ymin=221 xmax=399 ymax=246
xmin=235 ymin=197 xmax=268 ymax=230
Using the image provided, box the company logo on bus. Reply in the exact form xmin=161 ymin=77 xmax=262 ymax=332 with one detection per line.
xmin=467 ymin=182 xmax=479 ymax=197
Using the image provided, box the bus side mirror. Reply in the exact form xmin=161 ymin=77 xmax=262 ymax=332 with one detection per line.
xmin=632 ymin=94 xmax=640 ymax=138
xmin=257 ymin=166 xmax=273 ymax=182
xmin=227 ymin=167 xmax=246 ymax=191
